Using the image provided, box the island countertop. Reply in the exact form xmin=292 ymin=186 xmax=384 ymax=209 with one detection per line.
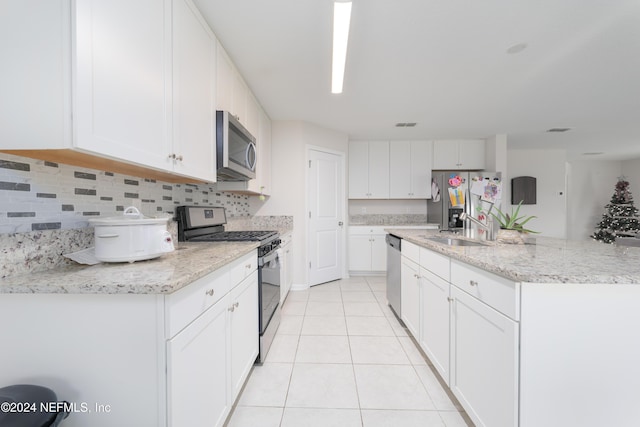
xmin=386 ymin=229 xmax=640 ymax=284
xmin=0 ymin=241 xmax=259 ymax=295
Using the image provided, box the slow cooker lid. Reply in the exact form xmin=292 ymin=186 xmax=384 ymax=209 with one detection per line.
xmin=88 ymin=206 xmax=170 ymax=226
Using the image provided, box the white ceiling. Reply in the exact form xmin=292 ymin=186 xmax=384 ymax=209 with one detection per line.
xmin=194 ymin=0 xmax=640 ymax=160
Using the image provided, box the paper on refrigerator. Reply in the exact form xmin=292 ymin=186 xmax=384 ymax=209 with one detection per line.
xmin=448 ymin=187 xmax=465 ymax=207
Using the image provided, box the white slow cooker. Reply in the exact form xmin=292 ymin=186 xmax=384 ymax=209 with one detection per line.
xmin=88 ymin=206 xmax=175 ymax=263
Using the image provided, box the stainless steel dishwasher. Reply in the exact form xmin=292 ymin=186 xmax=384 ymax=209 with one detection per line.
xmin=385 ymin=233 xmax=403 ymax=321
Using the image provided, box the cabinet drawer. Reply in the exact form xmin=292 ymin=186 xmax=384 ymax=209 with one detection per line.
xmin=419 ymin=247 xmax=450 ymax=281
xmin=402 ymin=240 xmax=420 ymax=264
xmin=166 ymin=268 xmax=230 ymax=338
xmin=348 ymin=226 xmax=387 ymax=235
xmin=230 ymin=251 xmax=257 ymax=286
xmin=450 ymin=260 xmax=519 ymax=320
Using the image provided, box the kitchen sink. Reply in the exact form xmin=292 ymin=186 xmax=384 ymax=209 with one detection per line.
xmin=423 ymin=236 xmax=489 ymax=247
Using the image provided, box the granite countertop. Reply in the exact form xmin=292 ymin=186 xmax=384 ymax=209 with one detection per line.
xmin=0 ymin=241 xmax=259 ymax=295
xmin=387 ymin=229 xmax=640 ymax=285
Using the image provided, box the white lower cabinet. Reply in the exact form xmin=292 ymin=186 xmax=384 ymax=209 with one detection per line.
xmin=400 ymin=256 xmax=421 ymax=338
xmin=450 ymin=285 xmax=519 ymax=427
xmin=229 ymin=271 xmax=259 ymax=400
xmin=0 ymin=250 xmax=258 ymax=427
xmin=167 ymin=294 xmax=229 ymax=427
xmin=167 ymin=251 xmax=258 ymax=427
xmin=401 ymin=242 xmax=519 ymax=427
xmin=348 ymin=227 xmax=387 ymax=273
xmin=280 ymin=232 xmax=293 ymax=304
xmin=419 ymin=269 xmax=451 ymax=385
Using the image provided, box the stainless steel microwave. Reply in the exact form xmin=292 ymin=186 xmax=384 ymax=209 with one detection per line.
xmin=216 ymin=111 xmax=257 ymax=181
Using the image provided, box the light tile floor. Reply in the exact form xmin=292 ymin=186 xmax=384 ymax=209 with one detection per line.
xmin=226 ymin=276 xmax=473 ymax=427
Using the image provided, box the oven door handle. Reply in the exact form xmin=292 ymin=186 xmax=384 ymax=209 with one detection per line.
xmin=259 ymin=250 xmax=279 ymax=266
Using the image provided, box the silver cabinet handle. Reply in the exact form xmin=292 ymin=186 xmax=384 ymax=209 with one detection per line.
xmin=176 ymin=155 xmax=183 ymax=161
xmin=234 ymin=302 xmax=240 ymax=308
xmin=447 ymin=297 xmax=454 ymax=302
xmin=228 ymin=306 xmax=235 ymax=312
xmin=205 ymin=289 xmax=214 ymax=296
xmin=469 ymin=280 xmax=478 ymax=286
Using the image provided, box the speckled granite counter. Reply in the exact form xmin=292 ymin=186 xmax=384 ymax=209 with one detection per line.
xmin=0 ymin=241 xmax=259 ymax=294
xmin=387 ymin=229 xmax=640 ymax=284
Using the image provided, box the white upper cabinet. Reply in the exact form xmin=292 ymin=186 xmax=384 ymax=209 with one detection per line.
xmin=74 ymin=0 xmax=173 ymax=172
xmin=1 ymin=0 xmax=217 ymax=182
xmin=216 ymin=41 xmax=256 ymax=134
xmin=215 ymin=42 xmax=234 ymax=113
xmin=389 ymin=140 xmax=432 ymax=199
xmin=433 ymin=139 xmax=486 ymax=170
xmin=348 ymin=141 xmax=390 ymax=199
xmin=171 ymin=0 xmax=216 ymax=182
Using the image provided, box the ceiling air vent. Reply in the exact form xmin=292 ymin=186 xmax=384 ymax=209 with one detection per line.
xmin=546 ymin=128 xmax=571 ymax=133
xmin=395 ymin=122 xmax=417 ymax=127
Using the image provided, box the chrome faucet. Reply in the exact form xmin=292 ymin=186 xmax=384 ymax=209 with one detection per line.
xmin=459 ymin=212 xmax=494 ymax=240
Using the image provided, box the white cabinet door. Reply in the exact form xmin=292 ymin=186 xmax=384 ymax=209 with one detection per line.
xmin=370 ymin=234 xmax=387 ymax=272
xmin=348 ymin=141 xmax=389 ymax=198
xmin=390 ymin=141 xmax=432 ymax=199
xmin=216 ymin=41 xmax=233 ymax=113
xmin=458 ymin=140 xmax=486 ymax=170
xmin=231 ymin=72 xmax=248 ymax=125
xmin=245 ymin=92 xmax=260 ymax=138
xmin=348 ymin=141 xmax=370 ymax=198
xmin=433 ymin=140 xmax=485 ymax=170
xmin=167 ymin=296 xmax=229 ymax=427
xmin=280 ymin=236 xmax=293 ymax=304
xmin=171 ymin=0 xmax=215 ymax=182
xmin=258 ymin=108 xmax=272 ymax=195
xmin=368 ymin=141 xmax=390 ymax=198
xmin=348 ymin=228 xmax=388 ymax=273
xmin=348 ymin=234 xmax=372 ymax=271
xmin=229 ymin=271 xmax=259 ymax=400
xmin=389 ymin=141 xmax=412 ymax=198
xmin=74 ymin=0 xmax=172 ymax=171
xmin=401 ymin=256 xmax=421 ymax=339
xmin=410 ymin=141 xmax=432 ymax=198
xmin=419 ymin=269 xmax=450 ymax=385
xmin=450 ymin=285 xmax=519 ymax=427
xmin=432 ymin=141 xmax=460 ymax=170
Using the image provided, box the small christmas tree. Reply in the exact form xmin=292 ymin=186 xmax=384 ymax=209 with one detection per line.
xmin=592 ymin=177 xmax=640 ymax=243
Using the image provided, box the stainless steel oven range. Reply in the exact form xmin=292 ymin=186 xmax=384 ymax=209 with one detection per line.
xmin=176 ymin=206 xmax=281 ymax=364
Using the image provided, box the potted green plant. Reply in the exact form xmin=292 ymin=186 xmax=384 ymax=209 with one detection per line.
xmin=490 ymin=201 xmax=539 ymax=244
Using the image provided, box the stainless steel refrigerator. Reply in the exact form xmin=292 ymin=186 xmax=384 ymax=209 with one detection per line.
xmin=427 ymin=171 xmax=502 ymax=238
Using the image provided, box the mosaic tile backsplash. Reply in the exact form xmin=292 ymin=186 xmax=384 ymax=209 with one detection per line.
xmin=0 ymin=153 xmax=250 ymax=233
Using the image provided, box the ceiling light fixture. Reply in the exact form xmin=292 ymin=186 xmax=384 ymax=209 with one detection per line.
xmin=331 ymin=1 xmax=352 ymax=94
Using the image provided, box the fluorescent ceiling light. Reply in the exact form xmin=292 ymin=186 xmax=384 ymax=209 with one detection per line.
xmin=332 ymin=1 xmax=352 ymax=94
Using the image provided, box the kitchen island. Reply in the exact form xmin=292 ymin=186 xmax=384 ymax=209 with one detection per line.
xmin=0 ymin=242 xmax=260 ymax=427
xmin=387 ymin=229 xmax=640 ymax=427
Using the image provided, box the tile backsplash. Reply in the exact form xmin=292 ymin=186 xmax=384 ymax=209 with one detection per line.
xmin=0 ymin=153 xmax=250 ymax=233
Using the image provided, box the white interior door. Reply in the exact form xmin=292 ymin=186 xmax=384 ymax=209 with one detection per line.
xmin=308 ymin=148 xmax=344 ymax=286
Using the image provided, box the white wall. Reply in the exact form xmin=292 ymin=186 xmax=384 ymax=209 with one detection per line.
xmin=506 ymin=149 xmax=568 ymax=238
xmin=252 ymin=121 xmax=348 ymax=287
xmin=566 ymin=158 xmax=621 ymax=240
xmin=622 ymin=159 xmax=640 ymax=199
